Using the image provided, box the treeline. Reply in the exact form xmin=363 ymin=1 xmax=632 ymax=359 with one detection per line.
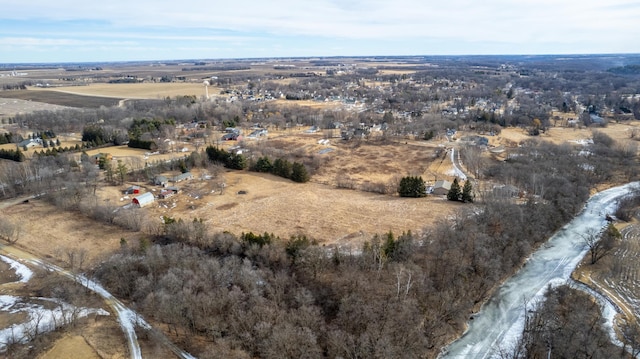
xmin=0 ymin=132 xmax=19 ymax=144
xmin=251 ymin=155 xmax=310 ymax=183
xmin=205 ymin=146 xmax=247 ymax=170
xmin=81 ymin=124 xmax=127 ymax=146
xmin=0 ymin=148 xmax=24 ymax=162
xmin=128 ymin=118 xmax=175 ymax=150
xmin=33 ymin=144 xmax=82 ymax=157
xmin=204 ymin=146 xmax=311 ymax=183
xmin=1 ymin=83 xmax=28 ymax=90
xmin=181 ymin=65 xmax=250 ymax=71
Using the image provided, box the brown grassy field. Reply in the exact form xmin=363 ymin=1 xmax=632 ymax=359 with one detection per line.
xmin=38 ymin=335 xmax=102 ymax=359
xmin=41 ymin=82 xmax=220 ymax=100
xmin=492 ymin=122 xmax=640 ymax=147
xmin=0 ymin=98 xmax=70 ymax=118
xmin=3 ymin=199 xmax=135 ymax=267
xmin=141 ymin=170 xmax=459 ymax=249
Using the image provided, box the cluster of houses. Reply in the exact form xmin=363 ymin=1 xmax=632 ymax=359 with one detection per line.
xmin=125 ymin=171 xmax=193 ymax=208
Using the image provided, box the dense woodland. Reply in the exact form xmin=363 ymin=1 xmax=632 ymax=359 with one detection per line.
xmin=2 ymin=55 xmax=640 ymax=357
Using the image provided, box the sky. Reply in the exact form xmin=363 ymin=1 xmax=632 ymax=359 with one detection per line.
xmin=0 ymin=0 xmax=639 ymax=63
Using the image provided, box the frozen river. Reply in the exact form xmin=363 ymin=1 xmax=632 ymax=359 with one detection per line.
xmin=441 ymin=182 xmax=640 ymax=358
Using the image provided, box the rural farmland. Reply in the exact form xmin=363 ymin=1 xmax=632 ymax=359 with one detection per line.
xmin=1 ymin=54 xmax=640 ymax=359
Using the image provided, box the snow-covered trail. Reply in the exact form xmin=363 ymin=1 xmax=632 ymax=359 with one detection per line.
xmin=0 ymin=245 xmax=196 ymax=359
xmin=440 ymin=182 xmax=640 ymax=358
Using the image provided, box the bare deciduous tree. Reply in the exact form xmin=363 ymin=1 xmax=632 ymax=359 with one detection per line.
xmin=0 ymin=217 xmax=21 ymax=243
xmin=582 ymin=224 xmax=619 ymax=265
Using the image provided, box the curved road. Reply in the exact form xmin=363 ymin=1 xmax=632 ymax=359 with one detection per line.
xmin=0 ymin=196 xmax=196 ymax=359
xmin=441 ymin=182 xmax=640 ymax=358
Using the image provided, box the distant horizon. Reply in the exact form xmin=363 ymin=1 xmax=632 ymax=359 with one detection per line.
xmin=2 ymin=1 xmax=640 ymax=63
xmin=2 ymin=52 xmax=640 ymax=66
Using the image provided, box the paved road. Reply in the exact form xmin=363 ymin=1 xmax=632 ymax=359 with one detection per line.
xmin=450 ymin=148 xmax=468 ymax=180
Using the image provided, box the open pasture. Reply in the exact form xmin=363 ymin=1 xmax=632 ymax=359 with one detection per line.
xmin=41 ymin=82 xmax=218 ymax=100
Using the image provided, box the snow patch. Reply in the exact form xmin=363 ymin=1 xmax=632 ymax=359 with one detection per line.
xmin=570 ymin=138 xmax=594 ymax=146
xmin=0 ymin=295 xmax=109 ymax=352
xmin=0 ymin=255 xmax=33 ymax=283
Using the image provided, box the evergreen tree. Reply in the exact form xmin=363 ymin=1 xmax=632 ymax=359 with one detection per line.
xmin=228 ymin=153 xmax=247 ymax=170
xmin=252 ymin=156 xmax=273 ymax=173
xmin=272 ymin=158 xmax=292 ymax=179
xmin=398 ymin=176 xmax=426 ymax=198
xmin=462 ymin=180 xmax=474 ymax=203
xmin=116 ymin=160 xmax=128 ymax=184
xmin=290 ymin=162 xmax=310 ymax=183
xmin=447 ymin=178 xmax=462 ymax=201
xmin=104 ymin=160 xmax=114 ymax=183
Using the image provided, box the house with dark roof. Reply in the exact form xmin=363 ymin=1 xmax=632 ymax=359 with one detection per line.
xmin=172 ymin=172 xmax=193 ymax=183
xmin=123 ymin=185 xmax=140 ymax=195
xmin=153 ymin=175 xmax=168 ymax=187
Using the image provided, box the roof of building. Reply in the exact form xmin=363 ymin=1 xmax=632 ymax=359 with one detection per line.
xmin=434 ymin=180 xmax=452 ymax=189
xmin=18 ymin=139 xmax=40 ymax=147
xmin=154 ymin=175 xmax=168 ymax=183
xmin=133 ymin=192 xmax=155 ymax=207
xmin=172 ymin=172 xmax=193 ymax=182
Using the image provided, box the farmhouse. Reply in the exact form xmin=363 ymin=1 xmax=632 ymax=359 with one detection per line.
xmin=172 ymin=172 xmax=193 ymax=183
xmin=132 ymin=192 xmax=155 ymax=207
xmin=158 ymin=189 xmax=175 ymax=199
xmin=159 ymin=186 xmax=179 ymax=199
xmin=153 ymin=175 xmax=168 ymax=187
xmin=18 ymin=138 xmax=42 ymax=149
xmin=432 ymin=180 xmax=452 ymax=196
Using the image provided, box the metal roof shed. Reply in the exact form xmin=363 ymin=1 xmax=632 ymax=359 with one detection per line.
xmin=132 ymin=192 xmax=155 ymax=207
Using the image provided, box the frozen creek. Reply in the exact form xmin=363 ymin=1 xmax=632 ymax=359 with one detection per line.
xmin=441 ymin=182 xmax=640 ymax=358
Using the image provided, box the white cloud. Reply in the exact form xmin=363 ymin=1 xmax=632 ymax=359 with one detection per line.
xmin=0 ymin=0 xmax=638 ymax=61
xmin=0 ymin=37 xmax=135 ymax=46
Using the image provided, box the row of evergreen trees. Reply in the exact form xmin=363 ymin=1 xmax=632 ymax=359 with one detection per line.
xmin=205 ymin=146 xmax=311 ymax=183
xmin=205 ymin=146 xmax=247 ymax=170
xmin=397 ymin=176 xmax=473 ymax=202
xmin=33 ymin=144 xmax=82 ymax=157
xmin=447 ymin=177 xmax=474 ymax=203
xmin=0 ymin=132 xmax=18 ymax=145
xmin=251 ymin=156 xmax=310 ymax=183
xmin=0 ymin=148 xmax=25 ymax=162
